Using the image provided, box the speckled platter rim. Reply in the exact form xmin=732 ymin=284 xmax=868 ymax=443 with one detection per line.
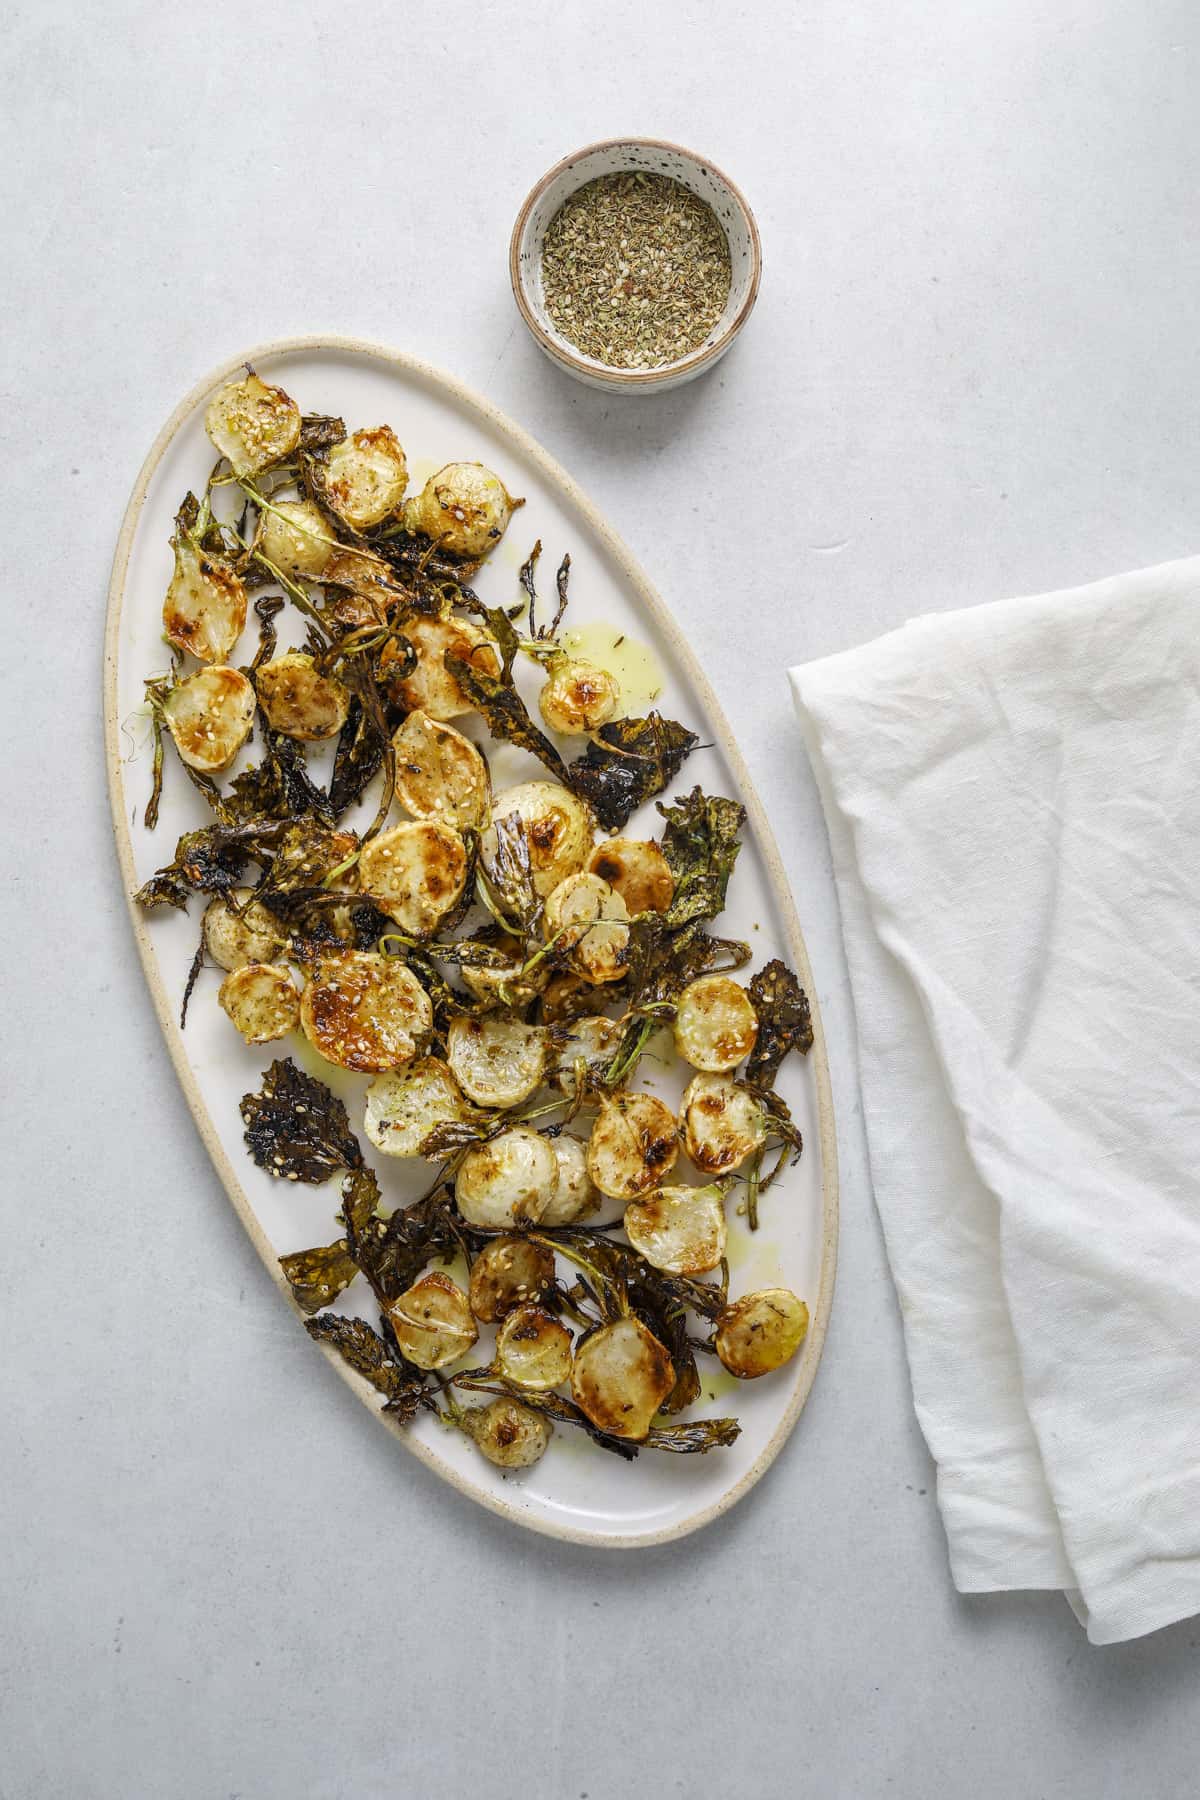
xmin=103 ymin=334 xmax=837 ymax=1548
xmin=509 ymin=138 xmax=763 ymax=388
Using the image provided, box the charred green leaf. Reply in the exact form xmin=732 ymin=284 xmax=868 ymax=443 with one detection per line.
xmin=657 ymin=787 xmax=746 ymax=927
xmin=744 ymin=958 xmax=813 ymax=1087
xmin=376 ymin=533 xmax=486 ymax=593
xmin=252 ymin=886 xmax=387 ymax=951
xmin=134 ymin=819 xmax=284 ymax=911
xmin=240 ymin=1058 xmax=363 ymax=1183
xmin=227 ymin=729 xmax=334 ymax=827
xmin=304 ymin=1312 xmax=414 ymax=1400
xmin=380 ymin=1386 xmax=430 ymax=1427
xmin=476 ymin=812 xmax=541 ymax=938
xmin=280 ymin=1240 xmax=361 ymax=1315
xmin=179 ymin=929 xmax=206 ymax=1029
xmin=759 ymin=1085 xmax=804 ymax=1161
xmin=515 ymin=539 xmax=570 ymax=644
xmin=743 ymin=1086 xmax=804 ymax=1231
xmin=334 ymin=1166 xmax=389 ymax=1293
xmin=444 ymin=651 xmax=568 ymax=783
xmin=418 ymin=1117 xmax=492 ymax=1159
xmin=519 ymin=539 xmax=542 ymax=637
xmin=328 ymin=647 xmax=398 ymax=835
xmin=622 ymin=914 xmax=751 ymax=1013
xmin=355 ymin=1186 xmax=465 ymax=1306
xmin=549 ymin=554 xmax=571 ymax=639
xmin=459 ymin=592 xmax=523 ymax=679
xmin=398 ymin=946 xmax=484 ymax=1041
xmin=531 ymin=1228 xmax=727 ymax=1327
xmin=381 ymin=928 xmax=518 ymax=974
xmin=260 ymin=818 xmax=358 ymax=893
xmin=141 ymin=671 xmax=176 ymax=831
xmin=644 ymin=1417 xmax=741 ymax=1453
xmin=567 ymin=713 xmax=699 ymax=831
xmin=328 ymin=696 xmax=387 ymax=816
xmin=339 ymin=1164 xmax=384 ymax=1243
xmin=298 ymin=413 xmax=347 ymax=455
xmin=249 ymin=592 xmax=285 ymax=673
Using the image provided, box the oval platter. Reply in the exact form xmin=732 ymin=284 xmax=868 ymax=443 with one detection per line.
xmin=104 ymin=336 xmax=838 ymax=1547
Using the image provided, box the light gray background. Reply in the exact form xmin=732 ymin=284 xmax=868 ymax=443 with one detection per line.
xmin=3 ymin=2 xmax=1197 ymax=1796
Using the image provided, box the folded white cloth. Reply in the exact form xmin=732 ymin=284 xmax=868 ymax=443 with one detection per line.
xmin=790 ymin=557 xmax=1200 ymax=1645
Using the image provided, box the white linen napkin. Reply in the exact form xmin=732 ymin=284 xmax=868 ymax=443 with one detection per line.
xmin=789 ymin=556 xmax=1200 ymax=1645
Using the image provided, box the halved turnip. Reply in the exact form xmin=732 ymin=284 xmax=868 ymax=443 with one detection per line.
xmin=217 ymin=962 xmax=299 ymax=1045
xmin=458 ymin=1398 xmax=552 ymax=1469
xmin=543 ymin=872 xmax=629 ymax=984
xmin=300 ymin=949 xmax=432 ymax=1073
xmin=624 ymin=1183 xmax=727 ymax=1277
xmin=162 ymin=665 xmax=255 ymax=772
xmin=260 ymin=498 xmax=336 ymax=578
xmin=455 ymin=1127 xmax=557 ymax=1229
xmin=163 ymin=536 xmax=247 ymax=664
xmin=358 ymin=821 xmax=468 ymax=938
xmin=203 ymin=890 xmax=285 ymax=972
xmin=392 ymin=709 xmax=490 ymax=829
xmin=538 ymin=657 xmax=620 ymax=735
xmin=715 ymin=1289 xmax=810 ymax=1379
xmin=571 ymin=1315 xmax=675 ymax=1441
xmin=585 ymin=1093 xmax=679 ymax=1201
xmin=364 ymin=1057 xmax=472 ymax=1158
xmin=323 ymin=425 xmax=408 ymax=529
xmin=446 ymin=1015 xmax=548 ymax=1109
xmin=402 ymin=461 xmax=523 ymax=559
xmin=386 ymin=1271 xmax=477 ymax=1370
xmin=680 ymin=1073 xmax=766 ymax=1175
xmin=255 ymin=651 xmax=349 ymax=742
xmin=459 ymin=944 xmax=551 ymax=1011
xmin=204 ymin=371 xmax=300 ymax=477
xmin=673 ymin=974 xmax=758 ymax=1073
xmin=587 ymin=837 xmax=674 ymax=915
xmin=484 ymin=781 xmax=594 ymax=898
xmin=495 ymin=1306 xmax=573 ymax=1391
xmin=468 ymin=1236 xmax=555 ymax=1324
xmin=383 ymin=612 xmax=500 ymax=721
xmin=548 ymin=1015 xmax=624 ymax=1096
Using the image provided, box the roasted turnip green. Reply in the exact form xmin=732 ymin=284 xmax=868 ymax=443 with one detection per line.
xmin=134 ymin=368 xmax=815 ymax=1473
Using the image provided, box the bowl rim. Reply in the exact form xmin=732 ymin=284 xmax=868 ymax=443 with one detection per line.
xmin=508 ymin=135 xmax=762 ymax=388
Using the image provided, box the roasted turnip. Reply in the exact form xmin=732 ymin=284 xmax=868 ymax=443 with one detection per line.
xmin=455 ymin=1127 xmax=557 ymax=1229
xmin=387 ymin=1271 xmax=477 ymax=1370
xmin=585 ymin=1093 xmax=679 ymax=1200
xmin=624 ymin=1183 xmax=727 ymax=1276
xmin=673 ymin=974 xmax=758 ymax=1072
xmin=218 ymin=962 xmax=299 ymax=1045
xmin=715 ymin=1289 xmax=810 ymax=1379
xmin=364 ymin=1057 xmax=472 ymax=1157
xmin=495 ymin=1306 xmax=573 ymax=1391
xmin=204 ymin=371 xmax=300 ymax=477
xmin=402 ymin=462 xmax=522 ymax=559
xmin=571 ymin=1316 xmax=675 ymax=1441
xmin=468 ymin=1236 xmax=555 ymax=1324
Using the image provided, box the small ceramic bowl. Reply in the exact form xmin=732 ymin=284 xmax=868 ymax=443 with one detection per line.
xmin=509 ymin=137 xmax=762 ymax=394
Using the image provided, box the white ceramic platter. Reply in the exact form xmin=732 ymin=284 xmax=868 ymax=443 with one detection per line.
xmin=105 ymin=337 xmax=837 ymax=1547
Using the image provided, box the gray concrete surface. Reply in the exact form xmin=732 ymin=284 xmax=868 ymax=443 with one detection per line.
xmin=3 ymin=2 xmax=1198 ymax=1794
